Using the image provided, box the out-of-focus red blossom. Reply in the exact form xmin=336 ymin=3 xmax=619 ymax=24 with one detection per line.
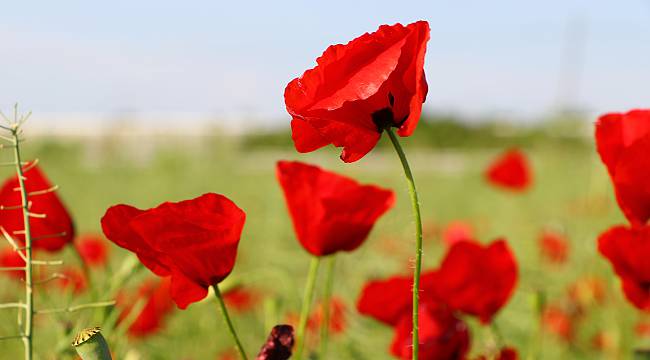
xmin=216 ymin=350 xmax=238 ymax=360
xmin=118 ymin=277 xmax=175 ymax=338
xmin=223 ymin=285 xmax=260 ymax=313
xmin=635 ymin=321 xmax=650 ymax=338
xmin=56 ymin=267 xmax=87 ymax=294
xmin=75 ymin=234 xmax=109 ymax=268
xmin=595 ymin=109 xmax=650 ymax=225
xmin=442 ymin=221 xmax=474 ymax=246
xmin=307 ymin=297 xmax=347 ymax=335
xmin=538 ymin=230 xmax=569 ymax=264
xmin=390 ymin=303 xmax=469 ymax=360
xmin=357 ymin=271 xmax=436 ymax=326
xmin=101 ymin=193 xmax=246 ymax=309
xmin=591 ymin=331 xmax=615 ymax=351
xmin=256 ymin=324 xmax=294 ymax=360
xmin=284 ymin=21 xmax=430 ymax=163
xmin=567 ymin=276 xmax=606 ymax=307
xmin=432 ymin=240 xmax=518 ymax=323
xmin=357 ymin=271 xmax=469 ymax=359
xmin=276 ymin=161 xmax=395 ymax=256
xmin=0 ymin=164 xmax=75 ymax=252
xmin=0 ymin=247 xmax=25 ymax=280
xmin=541 ymin=304 xmax=575 ymax=341
xmin=485 ymin=149 xmax=532 ymax=192
xmin=474 ymin=347 xmax=519 ymax=360
xmin=598 ymin=225 xmax=650 ymax=311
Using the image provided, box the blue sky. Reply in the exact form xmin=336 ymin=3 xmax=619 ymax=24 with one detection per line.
xmin=1 ymin=1 xmax=649 ymax=128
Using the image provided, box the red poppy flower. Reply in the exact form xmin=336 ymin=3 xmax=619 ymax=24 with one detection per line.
xmin=475 ymin=347 xmax=519 ymax=360
xmin=285 ymin=21 xmax=430 ymax=162
xmin=75 ymin=234 xmax=110 ymax=268
xmin=0 ymin=164 xmax=75 ymax=252
xmin=118 ymin=277 xmax=175 ymax=338
xmin=485 ymin=149 xmax=532 ymax=191
xmin=0 ymin=247 xmax=25 ymax=280
xmin=223 ymin=285 xmax=260 ymax=313
xmin=538 ymin=229 xmax=569 ymax=264
xmin=595 ymin=109 xmax=650 ymax=225
xmin=55 ymin=267 xmax=87 ymax=294
xmin=598 ymin=225 xmax=650 ymax=310
xmin=442 ymin=221 xmax=474 ymax=246
xmin=276 ymin=161 xmax=395 ymax=256
xmin=541 ymin=304 xmax=575 ymax=341
xmin=390 ymin=302 xmax=469 ymax=360
xmin=101 ymin=193 xmax=246 ymax=309
xmin=432 ymin=239 xmax=518 ymax=323
xmin=357 ymin=271 xmax=436 ymax=327
xmin=307 ymin=297 xmax=347 ymax=335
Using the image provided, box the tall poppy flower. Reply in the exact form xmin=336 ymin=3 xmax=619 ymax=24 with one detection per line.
xmin=276 ymin=161 xmax=395 ymax=256
xmin=0 ymin=164 xmax=75 ymax=252
xmin=75 ymin=234 xmax=110 ymax=268
xmin=118 ymin=277 xmax=175 ymax=338
xmin=485 ymin=149 xmax=532 ymax=191
xmin=101 ymin=193 xmax=246 ymax=309
xmin=598 ymin=225 xmax=650 ymax=310
xmin=432 ymin=240 xmax=518 ymax=323
xmin=595 ymin=109 xmax=650 ymax=225
xmin=284 ymin=21 xmax=430 ymax=162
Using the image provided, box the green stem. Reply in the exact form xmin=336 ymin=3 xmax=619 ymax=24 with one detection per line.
xmin=213 ymin=284 xmax=248 ymax=360
xmin=386 ymin=128 xmax=423 ymax=360
xmin=319 ymin=256 xmax=336 ymax=359
xmin=295 ymin=256 xmax=321 ymax=360
xmin=11 ymin=126 xmax=33 ymax=360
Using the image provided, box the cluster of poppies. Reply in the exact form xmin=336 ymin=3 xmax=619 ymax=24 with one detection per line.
xmin=596 ymin=110 xmax=650 ymax=311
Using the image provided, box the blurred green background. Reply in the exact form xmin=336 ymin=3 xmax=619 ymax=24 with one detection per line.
xmin=0 ymin=115 xmax=644 ymax=359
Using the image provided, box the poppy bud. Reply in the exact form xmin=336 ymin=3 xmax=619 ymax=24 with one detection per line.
xmin=256 ymin=325 xmax=294 ymax=360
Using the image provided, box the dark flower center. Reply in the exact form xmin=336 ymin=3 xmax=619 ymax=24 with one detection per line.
xmin=371 ymin=92 xmax=409 ymax=133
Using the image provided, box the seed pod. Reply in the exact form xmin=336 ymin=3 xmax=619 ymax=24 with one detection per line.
xmin=72 ymin=327 xmax=113 ymax=360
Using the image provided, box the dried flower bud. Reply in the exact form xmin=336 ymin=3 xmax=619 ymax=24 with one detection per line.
xmin=256 ymin=324 xmax=294 ymax=360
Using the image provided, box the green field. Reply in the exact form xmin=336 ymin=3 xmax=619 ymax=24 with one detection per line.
xmin=0 ymin=130 xmax=642 ymax=359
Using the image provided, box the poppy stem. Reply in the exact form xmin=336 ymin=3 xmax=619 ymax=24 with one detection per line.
xmin=295 ymin=256 xmax=321 ymax=360
xmin=8 ymin=120 xmax=34 ymax=360
xmin=212 ymin=284 xmax=248 ymax=360
xmin=386 ymin=128 xmax=423 ymax=360
xmin=319 ymin=255 xmax=336 ymax=358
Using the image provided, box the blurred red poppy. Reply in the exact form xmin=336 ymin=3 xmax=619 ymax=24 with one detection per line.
xmin=635 ymin=321 xmax=650 ymax=338
xmin=475 ymin=347 xmax=519 ymax=360
xmin=0 ymin=247 xmax=24 ymax=280
xmin=101 ymin=193 xmax=246 ymax=309
xmin=56 ymin=267 xmax=87 ymax=294
xmin=598 ymin=225 xmax=650 ymax=310
xmin=276 ymin=161 xmax=395 ymax=256
xmin=541 ymin=304 xmax=575 ymax=341
xmin=307 ymin=297 xmax=347 ymax=335
xmin=357 ymin=271 xmax=436 ymax=327
xmin=442 ymin=221 xmax=474 ymax=246
xmin=432 ymin=240 xmax=518 ymax=323
xmin=595 ymin=109 xmax=650 ymax=225
xmin=223 ymin=285 xmax=260 ymax=313
xmin=0 ymin=164 xmax=75 ymax=252
xmin=485 ymin=149 xmax=532 ymax=191
xmin=75 ymin=234 xmax=110 ymax=268
xmin=284 ymin=21 xmax=430 ymax=162
xmin=390 ymin=303 xmax=469 ymax=360
xmin=591 ymin=331 xmax=614 ymax=351
xmin=538 ymin=230 xmax=569 ymax=264
xmin=118 ymin=277 xmax=175 ymax=338
xmin=567 ymin=276 xmax=606 ymax=308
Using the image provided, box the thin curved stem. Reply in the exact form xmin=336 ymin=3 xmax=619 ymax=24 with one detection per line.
xmin=295 ymin=256 xmax=321 ymax=360
xmin=213 ymin=284 xmax=248 ymax=360
xmin=11 ymin=126 xmax=34 ymax=360
xmin=319 ymin=255 xmax=336 ymax=359
xmin=386 ymin=128 xmax=423 ymax=360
